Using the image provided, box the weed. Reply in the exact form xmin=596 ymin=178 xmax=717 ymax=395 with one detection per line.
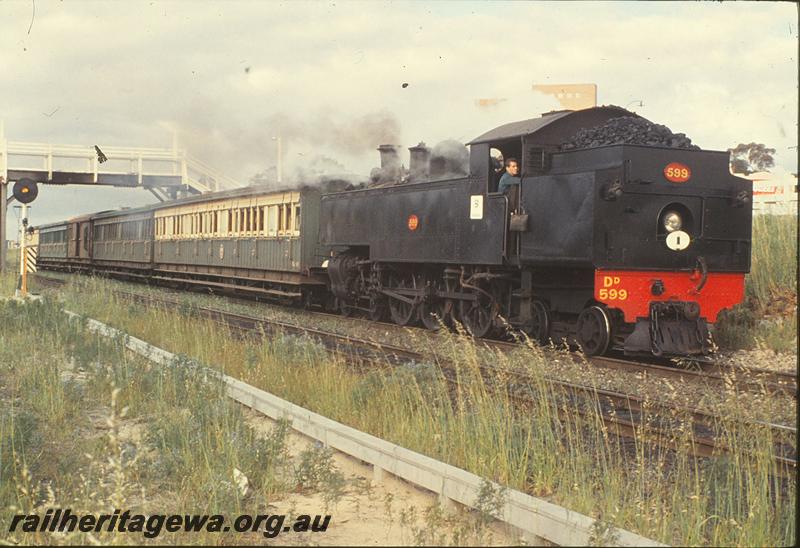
xmin=294 ymin=443 xmax=346 ymax=507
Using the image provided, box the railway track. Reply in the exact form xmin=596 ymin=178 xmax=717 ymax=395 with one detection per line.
xmin=34 ymin=272 xmax=797 ymax=398
xmin=34 ymin=273 xmax=797 ymax=474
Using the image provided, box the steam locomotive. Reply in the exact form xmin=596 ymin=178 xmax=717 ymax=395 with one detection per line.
xmin=35 ymin=106 xmax=752 ymax=357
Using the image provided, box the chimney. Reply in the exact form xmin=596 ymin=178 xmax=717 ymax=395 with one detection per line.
xmin=408 ymin=142 xmax=430 ymax=182
xmin=378 ymin=144 xmax=401 ymax=172
xmin=376 ymin=144 xmax=402 ymax=183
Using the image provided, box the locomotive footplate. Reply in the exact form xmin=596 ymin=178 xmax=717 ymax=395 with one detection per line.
xmin=623 ymin=301 xmax=711 ymax=357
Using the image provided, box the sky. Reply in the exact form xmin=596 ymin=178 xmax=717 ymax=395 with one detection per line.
xmin=1 ymin=0 xmax=797 ymax=237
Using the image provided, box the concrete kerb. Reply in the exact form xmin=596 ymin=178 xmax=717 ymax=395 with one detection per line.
xmin=63 ymin=309 xmax=666 ymax=547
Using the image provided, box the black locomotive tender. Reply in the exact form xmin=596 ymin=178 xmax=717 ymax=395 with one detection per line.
xmin=36 ymin=106 xmax=752 ymax=358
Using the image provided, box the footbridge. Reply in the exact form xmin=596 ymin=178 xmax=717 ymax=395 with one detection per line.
xmin=1 ymin=139 xmax=242 ymax=200
xmin=1 ymin=124 xmax=244 ymax=271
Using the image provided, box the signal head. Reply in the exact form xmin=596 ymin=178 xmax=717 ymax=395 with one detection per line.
xmin=13 ymin=178 xmax=39 ymax=204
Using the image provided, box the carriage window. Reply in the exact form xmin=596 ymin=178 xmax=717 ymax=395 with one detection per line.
xmin=285 ymin=204 xmax=292 ymax=234
xmin=268 ymin=205 xmax=278 ymax=236
xmin=294 ymin=204 xmax=301 ymax=233
xmin=277 ymin=205 xmax=284 ymax=235
xmin=258 ymin=206 xmax=265 ymax=233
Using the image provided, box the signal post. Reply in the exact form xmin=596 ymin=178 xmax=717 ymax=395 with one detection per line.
xmin=3 ymin=178 xmax=38 ymax=294
xmin=17 ymin=203 xmax=28 ymax=297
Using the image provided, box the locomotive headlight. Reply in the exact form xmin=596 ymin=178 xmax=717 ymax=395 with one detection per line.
xmin=663 ymin=211 xmax=682 ymax=233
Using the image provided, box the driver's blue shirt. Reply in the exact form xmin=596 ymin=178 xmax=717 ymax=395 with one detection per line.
xmin=498 ymin=173 xmax=520 ymax=194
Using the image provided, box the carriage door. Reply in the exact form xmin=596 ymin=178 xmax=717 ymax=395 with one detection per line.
xmin=69 ymin=223 xmax=79 ymax=258
xmin=81 ymin=223 xmax=92 ymax=258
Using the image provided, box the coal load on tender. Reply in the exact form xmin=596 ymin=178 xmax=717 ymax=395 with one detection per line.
xmin=561 ymin=116 xmax=701 ymax=150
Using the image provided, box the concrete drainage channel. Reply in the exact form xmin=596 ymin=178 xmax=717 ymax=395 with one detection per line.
xmin=64 ymin=309 xmax=664 ymax=547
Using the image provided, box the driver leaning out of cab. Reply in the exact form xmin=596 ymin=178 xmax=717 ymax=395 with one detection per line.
xmin=497 ymin=157 xmax=520 ymax=194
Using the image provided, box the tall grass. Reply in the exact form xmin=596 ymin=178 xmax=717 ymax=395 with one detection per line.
xmin=53 ymin=278 xmax=796 ymax=546
xmin=716 ymin=214 xmax=797 ymax=352
xmin=0 ymin=299 xmax=304 ymax=545
xmin=748 ymin=214 xmax=797 ymax=309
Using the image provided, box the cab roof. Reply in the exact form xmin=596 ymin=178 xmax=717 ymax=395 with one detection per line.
xmin=468 ymin=105 xmax=639 ymax=145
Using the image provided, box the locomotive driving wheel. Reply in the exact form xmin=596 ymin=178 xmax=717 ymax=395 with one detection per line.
xmin=419 ymin=275 xmax=449 ymax=331
xmin=575 ymin=305 xmax=612 ymax=356
xmin=459 ymin=280 xmax=497 ymax=338
xmin=388 ymin=275 xmax=419 ymax=326
xmin=526 ymin=299 xmax=551 ymax=345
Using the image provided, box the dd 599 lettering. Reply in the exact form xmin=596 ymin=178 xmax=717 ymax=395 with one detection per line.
xmin=599 ymin=276 xmax=628 ymax=301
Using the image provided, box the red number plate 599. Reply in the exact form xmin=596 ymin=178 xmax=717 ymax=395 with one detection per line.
xmin=664 ymin=162 xmax=691 ymax=183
